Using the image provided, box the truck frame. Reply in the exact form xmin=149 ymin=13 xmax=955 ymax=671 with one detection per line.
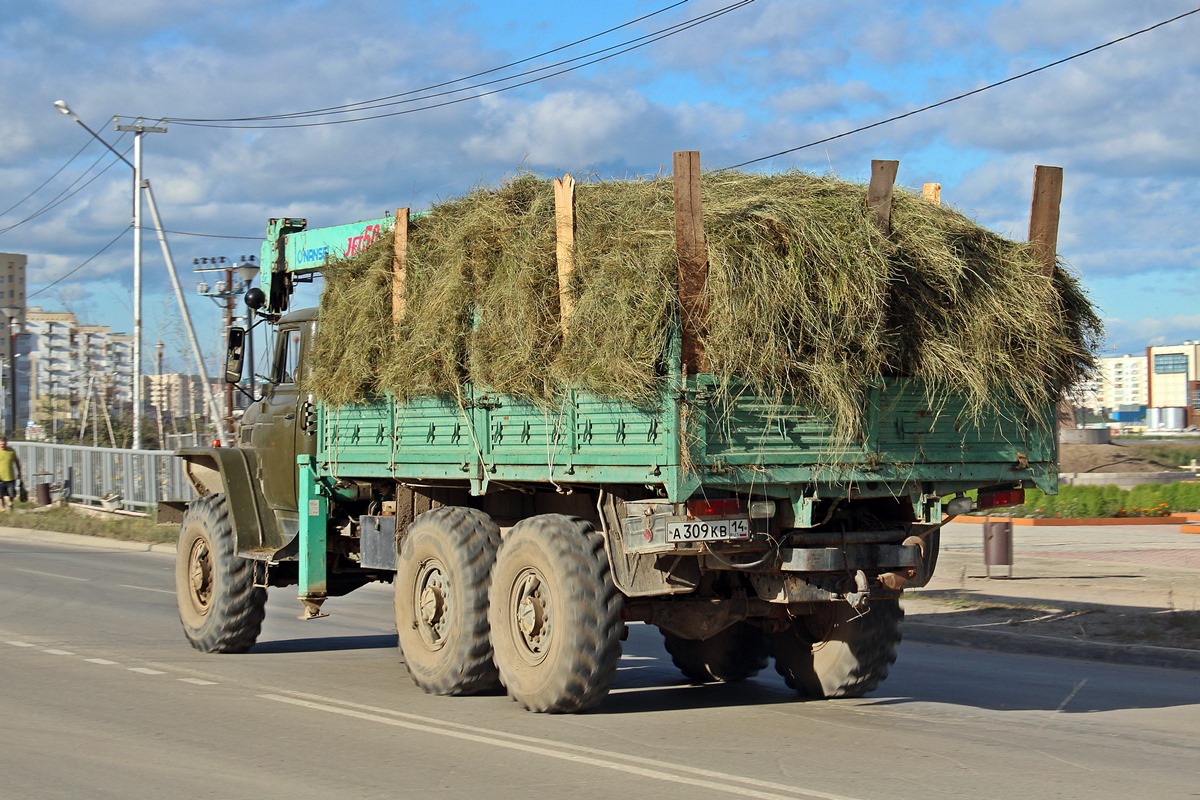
xmin=168 ymin=154 xmax=1059 ymax=713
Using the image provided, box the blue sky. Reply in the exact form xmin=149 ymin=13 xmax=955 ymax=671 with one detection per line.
xmin=1 ymin=0 xmax=1198 ymax=373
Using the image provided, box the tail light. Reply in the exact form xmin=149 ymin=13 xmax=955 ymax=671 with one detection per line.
xmin=976 ymin=486 xmax=1025 ymax=510
xmin=686 ymin=498 xmax=741 ymax=517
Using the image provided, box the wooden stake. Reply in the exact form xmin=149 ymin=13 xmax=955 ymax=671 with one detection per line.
xmin=553 ymin=174 xmax=576 ymax=335
xmin=673 ymin=150 xmax=708 ymax=374
xmin=867 ymin=160 xmax=900 ymax=234
xmin=1028 ymin=165 xmax=1063 ymax=277
xmin=922 ymin=182 xmax=941 ymax=205
xmin=392 ymin=208 xmax=409 ymax=325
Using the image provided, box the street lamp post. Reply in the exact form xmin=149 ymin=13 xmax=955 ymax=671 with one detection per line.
xmin=234 ymin=257 xmax=259 ymax=398
xmin=54 ymin=100 xmax=165 ymax=450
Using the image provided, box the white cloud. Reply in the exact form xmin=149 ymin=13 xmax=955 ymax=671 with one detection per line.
xmin=1 ymin=0 xmax=1198 ymax=362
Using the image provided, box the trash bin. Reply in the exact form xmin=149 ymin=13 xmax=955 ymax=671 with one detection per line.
xmin=983 ymin=517 xmax=1013 ymax=578
xmin=34 ymin=473 xmax=52 ymax=506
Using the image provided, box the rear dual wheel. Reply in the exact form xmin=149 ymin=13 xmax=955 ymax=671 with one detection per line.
xmin=769 ymin=599 xmax=903 ymax=699
xmin=489 ymin=515 xmax=623 ymax=713
xmin=661 ymin=622 xmax=769 ymax=684
xmin=395 ymin=507 xmax=501 ymax=696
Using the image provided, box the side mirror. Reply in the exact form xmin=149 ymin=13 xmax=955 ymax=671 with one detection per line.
xmin=225 ymin=327 xmax=246 ymax=383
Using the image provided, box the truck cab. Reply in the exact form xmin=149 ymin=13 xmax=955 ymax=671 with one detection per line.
xmin=238 ymin=308 xmax=318 ymax=545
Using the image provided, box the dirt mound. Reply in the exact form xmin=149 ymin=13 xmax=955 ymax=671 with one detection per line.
xmin=1059 ymin=442 xmax=1174 ymax=474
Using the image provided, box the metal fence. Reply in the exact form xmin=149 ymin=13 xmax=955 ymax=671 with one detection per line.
xmin=12 ymin=442 xmax=192 ymax=513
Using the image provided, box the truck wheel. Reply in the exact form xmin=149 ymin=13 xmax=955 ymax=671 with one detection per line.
xmin=769 ymin=599 xmax=903 ymax=699
xmin=489 ymin=514 xmax=622 ymax=713
xmin=395 ymin=507 xmax=501 ymax=695
xmin=175 ymin=493 xmax=266 ymax=653
xmin=661 ymin=622 xmax=769 ymax=683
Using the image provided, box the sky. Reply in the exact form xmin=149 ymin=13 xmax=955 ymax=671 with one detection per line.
xmin=1 ymin=0 xmax=1198 ymax=375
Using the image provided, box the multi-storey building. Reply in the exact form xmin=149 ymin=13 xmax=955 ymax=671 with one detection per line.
xmin=146 ymin=372 xmax=206 ymax=422
xmin=0 ymin=254 xmax=28 ymax=432
xmin=1145 ymin=342 xmax=1200 ymax=407
xmin=25 ymin=307 xmax=136 ymax=436
xmin=1091 ymin=354 xmax=1148 ymax=414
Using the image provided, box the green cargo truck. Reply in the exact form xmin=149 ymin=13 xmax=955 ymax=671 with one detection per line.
xmin=169 ymin=156 xmax=1071 ymax=713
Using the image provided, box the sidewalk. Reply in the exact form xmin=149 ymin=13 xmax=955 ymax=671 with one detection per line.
xmin=902 ymin=521 xmax=1200 ymax=670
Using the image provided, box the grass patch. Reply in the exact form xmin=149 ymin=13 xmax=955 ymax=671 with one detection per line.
xmin=1118 ymin=442 xmax=1200 ymax=468
xmin=1 ymin=504 xmax=176 ymax=545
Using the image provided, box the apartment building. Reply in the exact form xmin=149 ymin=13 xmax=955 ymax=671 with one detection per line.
xmin=0 ymin=253 xmax=28 ymax=430
xmin=1092 ymin=353 xmax=1148 ymax=411
xmin=147 ymin=372 xmax=206 ymax=421
xmin=25 ymin=307 xmax=135 ymax=432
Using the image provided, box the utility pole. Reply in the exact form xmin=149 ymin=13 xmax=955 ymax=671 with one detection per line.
xmin=113 ymin=117 xmax=167 ymax=451
xmin=195 ymin=255 xmax=257 ymax=442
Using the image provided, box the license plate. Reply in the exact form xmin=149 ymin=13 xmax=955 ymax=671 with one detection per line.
xmin=666 ymin=518 xmax=751 ymax=542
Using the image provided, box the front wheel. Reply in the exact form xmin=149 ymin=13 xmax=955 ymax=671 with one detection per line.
xmin=769 ymin=599 xmax=903 ymax=699
xmin=394 ymin=507 xmax=501 ymax=695
xmin=175 ymin=493 xmax=266 ymax=653
xmin=489 ymin=515 xmax=622 ymax=713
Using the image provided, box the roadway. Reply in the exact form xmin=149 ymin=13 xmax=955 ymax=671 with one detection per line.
xmin=1 ymin=533 xmax=1197 ymax=800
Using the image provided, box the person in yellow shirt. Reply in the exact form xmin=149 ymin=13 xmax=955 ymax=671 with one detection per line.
xmin=0 ymin=437 xmax=22 ymax=511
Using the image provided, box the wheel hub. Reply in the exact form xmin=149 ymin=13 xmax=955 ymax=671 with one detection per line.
xmin=512 ymin=570 xmax=551 ymax=661
xmin=187 ymin=537 xmax=213 ymax=615
xmin=414 ymin=560 xmax=450 ymax=650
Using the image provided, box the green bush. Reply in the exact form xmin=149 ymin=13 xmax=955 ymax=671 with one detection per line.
xmin=963 ymin=481 xmax=1200 ymax=518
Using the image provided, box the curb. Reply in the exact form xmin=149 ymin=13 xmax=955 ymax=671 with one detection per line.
xmin=0 ymin=526 xmax=177 ymax=555
xmin=904 ymin=621 xmax=1200 ymax=671
xmin=950 ymin=515 xmax=1188 ymax=527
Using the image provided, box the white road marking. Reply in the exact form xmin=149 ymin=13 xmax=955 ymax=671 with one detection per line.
xmin=264 ymin=693 xmax=863 ymax=800
xmin=117 ymin=584 xmax=174 ymax=595
xmin=6 ymin=640 xmax=36 ymax=647
xmin=608 ymin=682 xmax=703 ymax=693
xmin=85 ymin=658 xmax=119 ymax=665
xmin=178 ymin=678 xmax=217 ymax=686
xmin=42 ymin=648 xmax=75 ymax=656
xmin=14 ymin=568 xmax=87 ymax=581
xmin=128 ymin=667 xmax=166 ymax=675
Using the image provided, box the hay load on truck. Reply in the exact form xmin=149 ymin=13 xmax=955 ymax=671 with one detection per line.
xmin=165 ymin=152 xmax=1099 ymax=713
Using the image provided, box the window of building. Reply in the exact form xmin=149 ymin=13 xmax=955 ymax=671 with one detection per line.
xmin=1154 ymin=353 xmax=1189 ymax=374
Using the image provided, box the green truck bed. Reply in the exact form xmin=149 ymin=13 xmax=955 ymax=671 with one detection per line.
xmin=318 ymin=375 xmax=1056 ymax=512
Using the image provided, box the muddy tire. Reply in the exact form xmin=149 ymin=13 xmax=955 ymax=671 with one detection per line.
xmin=175 ymin=493 xmax=266 ymax=653
xmin=769 ymin=599 xmax=903 ymax=699
xmin=395 ymin=507 xmax=501 ymax=695
xmin=489 ymin=515 xmax=622 ymax=713
xmin=661 ymin=622 xmax=770 ymax=683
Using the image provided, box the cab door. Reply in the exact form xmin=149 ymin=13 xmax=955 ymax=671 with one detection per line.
xmin=250 ymin=320 xmax=316 ymax=512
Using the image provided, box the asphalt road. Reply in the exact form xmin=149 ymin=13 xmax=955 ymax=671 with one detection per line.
xmin=2 ymin=534 xmax=1198 ymax=800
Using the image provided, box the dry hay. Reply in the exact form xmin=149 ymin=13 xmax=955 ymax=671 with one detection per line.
xmin=306 ymin=170 xmax=1100 ymax=437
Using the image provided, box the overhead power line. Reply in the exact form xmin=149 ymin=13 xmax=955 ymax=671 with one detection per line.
xmin=132 ymin=1 xmax=754 ymax=129
xmin=164 ymin=0 xmax=691 ymax=124
xmin=141 ymin=226 xmax=263 ymax=241
xmin=27 ymin=225 xmax=132 ymax=301
xmin=0 ymin=138 xmax=132 ymax=236
xmin=0 ymin=139 xmax=92 ymax=220
xmin=719 ymin=5 xmax=1200 ymax=172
